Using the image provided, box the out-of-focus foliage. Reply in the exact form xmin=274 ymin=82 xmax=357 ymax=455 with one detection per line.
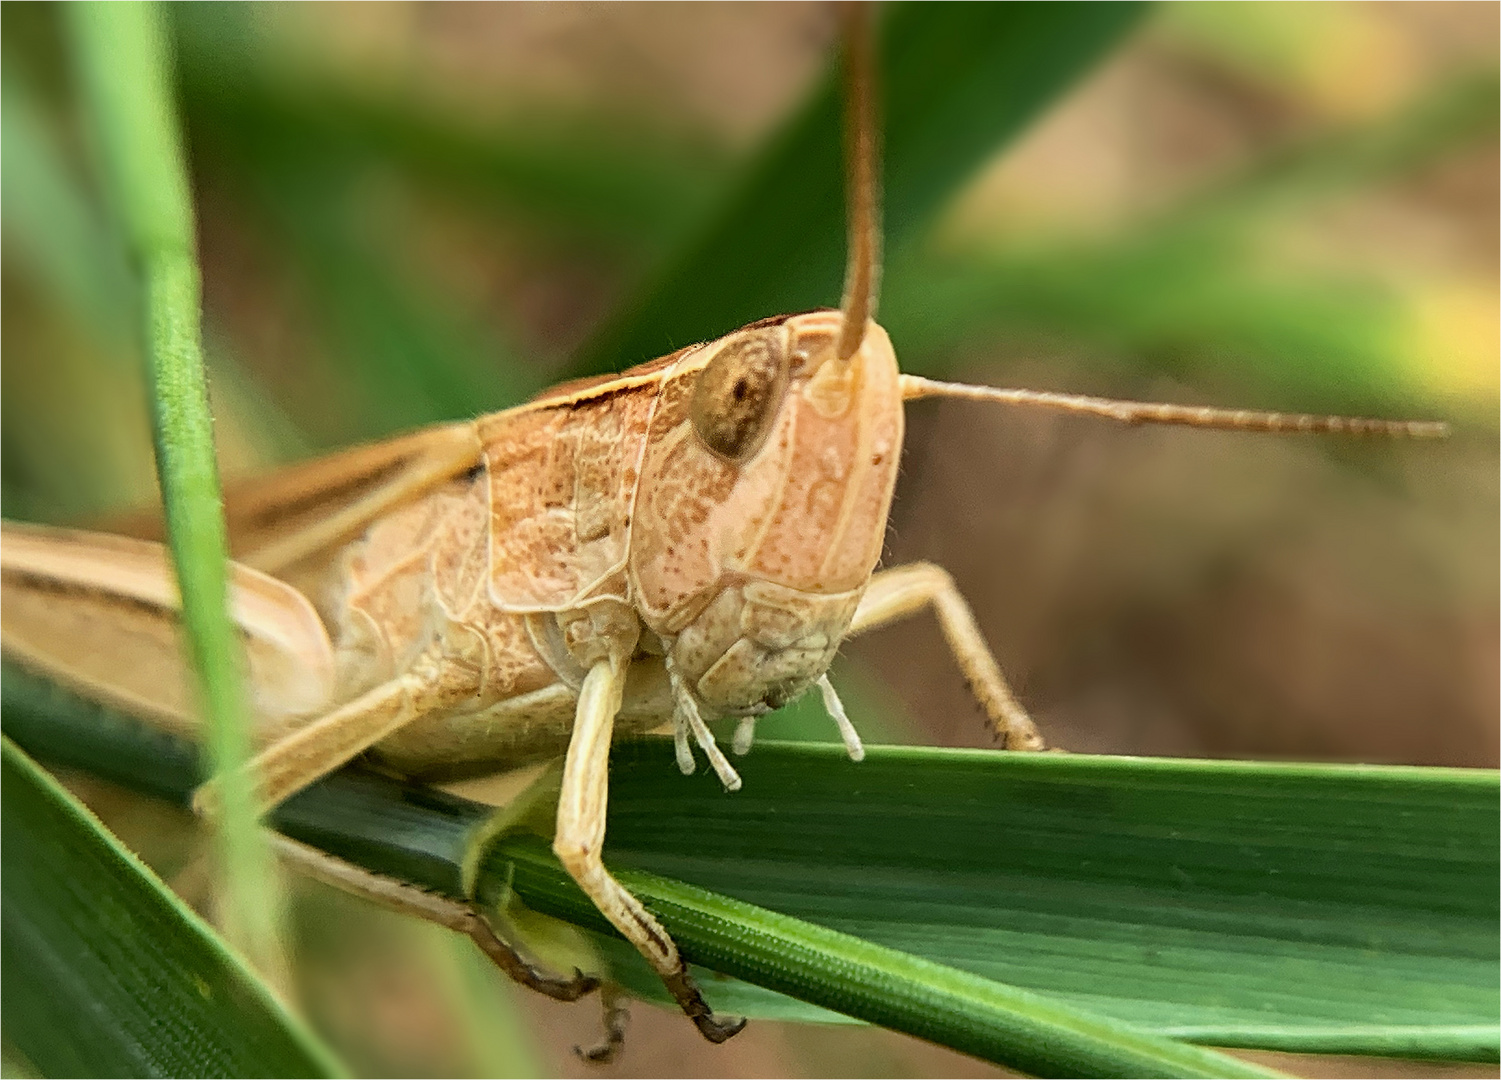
xmin=5 ymin=2 xmax=1494 ymax=517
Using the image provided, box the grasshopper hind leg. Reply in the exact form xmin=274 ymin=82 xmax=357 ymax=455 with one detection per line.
xmin=271 ymin=835 xmax=598 ymax=1002
xmin=466 ymin=907 xmax=600 ymax=1003
xmin=575 ymin=987 xmax=629 ymax=1064
xmin=555 ymin=657 xmax=746 ymax=1044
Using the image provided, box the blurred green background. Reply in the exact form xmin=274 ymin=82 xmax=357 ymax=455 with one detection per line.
xmin=2 ymin=3 xmax=1496 ymax=1077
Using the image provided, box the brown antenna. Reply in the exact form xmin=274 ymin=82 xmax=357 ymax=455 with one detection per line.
xmin=900 ymin=375 xmax=1451 ymax=438
xmin=836 ymin=2 xmax=881 ymax=362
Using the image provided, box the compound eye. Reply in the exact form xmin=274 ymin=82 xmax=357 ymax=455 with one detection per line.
xmin=690 ymin=329 xmax=789 ymax=462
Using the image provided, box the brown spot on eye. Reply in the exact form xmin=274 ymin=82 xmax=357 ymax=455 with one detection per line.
xmin=690 ymin=329 xmax=789 ymax=462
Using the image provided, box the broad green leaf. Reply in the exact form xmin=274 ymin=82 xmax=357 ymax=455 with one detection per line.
xmin=0 ymin=670 xmax=1274 ymax=1079
xmin=0 ymin=738 xmax=341 ymax=1078
xmin=593 ymin=740 xmax=1499 ymax=1061
xmin=6 ymin=664 xmax=1494 ymax=1068
xmin=489 ymin=835 xmax=1281 ymax=1079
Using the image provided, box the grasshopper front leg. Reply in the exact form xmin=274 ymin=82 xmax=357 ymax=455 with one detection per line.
xmin=554 ymin=654 xmax=746 ymax=1044
xmin=849 ymin=562 xmax=1045 ymax=750
xmin=230 ymin=637 xmax=745 ymax=1041
xmin=192 ymin=635 xmax=497 ymax=817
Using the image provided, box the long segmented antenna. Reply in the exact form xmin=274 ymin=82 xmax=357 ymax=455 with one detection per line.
xmin=836 ymin=2 xmax=881 ymax=362
xmin=900 ymin=375 xmax=1451 ymax=438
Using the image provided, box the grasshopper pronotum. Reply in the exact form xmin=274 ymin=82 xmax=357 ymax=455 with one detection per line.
xmin=0 ymin=6 xmax=1449 ymax=1047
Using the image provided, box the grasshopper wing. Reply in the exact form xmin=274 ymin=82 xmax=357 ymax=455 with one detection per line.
xmin=1 ymin=522 xmax=337 ymax=742
xmin=108 ymin=422 xmax=483 ymax=577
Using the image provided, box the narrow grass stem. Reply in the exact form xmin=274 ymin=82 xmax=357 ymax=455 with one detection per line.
xmin=63 ymin=0 xmax=286 ymax=981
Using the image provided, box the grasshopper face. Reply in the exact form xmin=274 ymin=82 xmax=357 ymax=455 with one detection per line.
xmin=630 ymin=310 xmax=903 ymax=715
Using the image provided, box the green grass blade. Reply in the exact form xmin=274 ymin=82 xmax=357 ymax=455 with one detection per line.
xmin=7 ymin=665 xmax=1493 ymax=1066
xmin=63 ymin=0 xmax=283 ymax=972
xmin=2 ymin=704 xmax=1263 ymax=1078
xmin=570 ymin=2 xmax=1147 ymax=376
xmin=0 ymin=738 xmax=342 ymax=1078
xmin=596 ymin=740 xmax=1499 ymax=1061
xmin=492 ymin=835 xmax=1281 ymax=1079
xmin=0 ymin=664 xmax=1270 ymax=1077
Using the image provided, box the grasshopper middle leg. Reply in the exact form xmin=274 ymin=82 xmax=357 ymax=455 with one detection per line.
xmin=849 ymin=562 xmax=1045 ymax=750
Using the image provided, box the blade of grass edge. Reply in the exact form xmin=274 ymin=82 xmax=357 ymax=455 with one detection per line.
xmin=489 ymin=836 xmax=1284 ymax=1080
xmin=1 ymin=738 xmax=342 ymax=1078
xmin=62 ymin=0 xmax=285 ymax=977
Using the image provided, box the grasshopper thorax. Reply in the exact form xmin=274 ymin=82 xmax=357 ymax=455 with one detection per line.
xmin=628 ymin=310 xmax=903 ymax=715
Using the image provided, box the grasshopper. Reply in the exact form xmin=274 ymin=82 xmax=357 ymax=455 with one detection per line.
xmin=0 ymin=6 xmax=1447 ymax=1047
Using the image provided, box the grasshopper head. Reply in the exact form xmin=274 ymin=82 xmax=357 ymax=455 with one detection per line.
xmin=629 ymin=310 xmax=902 ymax=714
xmin=626 ymin=3 xmax=900 ymax=717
